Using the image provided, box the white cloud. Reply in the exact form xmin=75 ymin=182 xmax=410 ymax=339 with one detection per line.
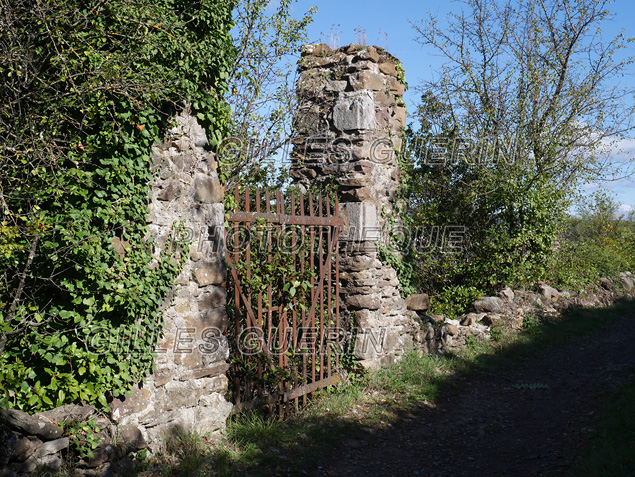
xmin=618 ymin=204 xmax=634 ymax=213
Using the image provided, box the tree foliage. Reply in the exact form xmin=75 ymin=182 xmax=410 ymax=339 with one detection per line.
xmin=0 ymin=0 xmax=235 ymax=411
xmin=221 ymin=0 xmax=316 ymax=186
xmin=406 ymin=0 xmax=635 ymax=292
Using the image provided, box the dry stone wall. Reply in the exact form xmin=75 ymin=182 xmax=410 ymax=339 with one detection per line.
xmin=291 ymin=44 xmax=419 ymax=368
xmin=109 ymin=111 xmax=232 ymax=450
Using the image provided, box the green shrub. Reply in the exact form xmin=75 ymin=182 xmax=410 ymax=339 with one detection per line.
xmin=428 ymin=285 xmax=484 ymax=320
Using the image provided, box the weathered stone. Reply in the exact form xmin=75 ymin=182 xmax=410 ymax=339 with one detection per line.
xmin=388 ymin=76 xmax=406 ymax=96
xmin=537 ymin=283 xmax=561 ymax=302
xmin=0 ymin=409 xmax=63 ymax=440
xmin=480 ymin=313 xmax=503 ymax=327
xmin=112 ymin=236 xmax=129 ymax=260
xmin=193 ymin=174 xmax=223 ymax=203
xmin=181 ymin=362 xmax=230 ymax=381
xmin=340 ymin=202 xmax=379 ymax=241
xmin=157 ymin=181 xmax=182 ymax=201
xmin=460 ymin=313 xmax=486 ymax=326
xmin=12 ymin=453 xmax=62 ymax=473
xmin=197 ymin=287 xmax=227 ymax=310
xmin=379 ymin=61 xmax=397 ymax=76
xmin=445 ymin=324 xmax=459 ymax=336
xmin=33 ymin=437 xmax=69 ymax=458
xmin=349 ymin=71 xmax=385 ymax=91
xmin=172 ymin=138 xmax=190 ymax=151
xmin=195 ymin=393 xmax=233 ymax=433
xmin=406 ymin=294 xmax=430 ymax=311
xmin=302 ymin=43 xmax=332 ymax=57
xmin=37 ymin=404 xmax=95 ymax=425
xmin=333 ymin=92 xmax=376 ymax=131
xmin=325 ymin=80 xmax=348 ymax=92
xmin=189 ymin=245 xmax=204 ymax=262
xmin=356 ymin=46 xmax=380 ymax=63
xmin=498 ymin=287 xmax=515 ymax=302
xmin=199 ymin=307 xmax=229 ymax=332
xmin=163 ymin=382 xmax=202 ymax=411
xmin=110 ymin=386 xmax=152 ymax=422
xmin=12 ymin=435 xmax=42 ymax=462
xmin=472 ymin=296 xmax=506 ymax=314
xmin=374 ymin=91 xmax=396 ymax=108
xmin=600 ymin=277 xmax=614 ymax=290
xmin=193 ymin=260 xmax=227 ymax=286
xmin=619 ymin=272 xmax=634 ymax=292
xmin=346 ymin=294 xmax=381 ymax=310
xmin=340 ymin=187 xmax=374 ymax=202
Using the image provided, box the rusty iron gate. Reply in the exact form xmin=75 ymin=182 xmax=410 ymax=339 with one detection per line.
xmin=225 ymin=185 xmax=343 ymax=414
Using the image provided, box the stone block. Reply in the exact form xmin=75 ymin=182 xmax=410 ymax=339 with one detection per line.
xmin=406 ymin=294 xmax=430 ymax=311
xmin=197 ymin=287 xmax=227 ymax=310
xmin=349 ymin=71 xmax=385 ymax=91
xmin=346 ymin=294 xmax=381 ymax=310
xmin=340 ymin=202 xmax=379 ymax=242
xmin=110 ymin=386 xmax=152 ymax=423
xmin=340 ymin=254 xmax=383 ymax=272
xmin=388 ymin=77 xmax=405 ymax=96
xmin=193 ymin=260 xmax=227 ymax=286
xmin=1 ymin=409 xmax=63 ymax=440
xmin=12 ymin=435 xmax=42 ymax=462
xmin=340 ymin=187 xmax=374 ymax=202
xmin=472 ymin=296 xmax=506 ymax=314
xmin=302 ymin=43 xmax=332 ymax=57
xmin=374 ymin=91 xmax=396 ymax=108
xmin=498 ymin=287 xmax=515 ymax=302
xmin=195 ymin=393 xmax=233 ymax=434
xmin=445 ymin=324 xmax=459 ymax=336
xmin=325 ymin=80 xmax=348 ymax=92
xmin=480 ymin=314 xmax=503 ymax=327
xmin=356 ymin=46 xmax=380 ymax=63
xmin=193 ymin=174 xmax=224 ymax=204
xmin=379 ymin=61 xmax=398 ymax=77
xmin=200 ymin=308 xmax=229 ymax=332
xmin=33 ymin=437 xmax=70 ymax=458
xmin=393 ymin=106 xmax=407 ymax=128
xmin=333 ymin=92 xmax=376 ymax=131
xmin=163 ymin=382 xmax=201 ymax=411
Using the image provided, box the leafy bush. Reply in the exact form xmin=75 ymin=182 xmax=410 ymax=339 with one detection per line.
xmin=549 ymin=192 xmax=635 ymax=290
xmin=428 ymin=285 xmax=484 ymax=320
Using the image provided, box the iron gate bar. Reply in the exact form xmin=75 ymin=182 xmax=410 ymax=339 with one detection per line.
xmin=229 ymin=211 xmax=343 ymax=227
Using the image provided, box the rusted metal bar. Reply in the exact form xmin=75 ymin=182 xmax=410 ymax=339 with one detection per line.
xmin=228 ymin=211 xmax=343 ymax=227
xmin=232 ymin=373 xmax=342 ymax=414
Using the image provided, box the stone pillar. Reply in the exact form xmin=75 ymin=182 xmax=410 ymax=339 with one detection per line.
xmin=110 ymin=111 xmax=232 ymax=450
xmin=291 ymin=44 xmax=417 ymax=368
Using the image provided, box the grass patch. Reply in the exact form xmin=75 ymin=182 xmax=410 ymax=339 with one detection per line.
xmin=572 ymin=379 xmax=635 ymax=476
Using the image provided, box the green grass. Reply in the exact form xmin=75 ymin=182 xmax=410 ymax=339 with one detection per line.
xmin=136 ymin=298 xmax=635 ymax=477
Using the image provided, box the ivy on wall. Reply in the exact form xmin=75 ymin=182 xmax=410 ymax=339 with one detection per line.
xmin=0 ymin=0 xmax=235 ymax=411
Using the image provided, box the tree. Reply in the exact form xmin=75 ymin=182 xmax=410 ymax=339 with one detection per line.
xmin=221 ymin=0 xmax=316 ymax=186
xmin=406 ymin=0 xmax=635 ymax=291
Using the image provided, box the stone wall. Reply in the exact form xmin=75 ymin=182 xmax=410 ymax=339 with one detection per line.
xmin=291 ymin=44 xmax=419 ymax=368
xmin=109 ymin=111 xmax=232 ymax=450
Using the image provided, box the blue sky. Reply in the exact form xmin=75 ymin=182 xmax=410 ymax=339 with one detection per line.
xmin=289 ymin=0 xmax=635 ymax=213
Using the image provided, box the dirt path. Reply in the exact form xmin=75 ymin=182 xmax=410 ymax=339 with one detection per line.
xmin=317 ymin=312 xmax=635 ymax=476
